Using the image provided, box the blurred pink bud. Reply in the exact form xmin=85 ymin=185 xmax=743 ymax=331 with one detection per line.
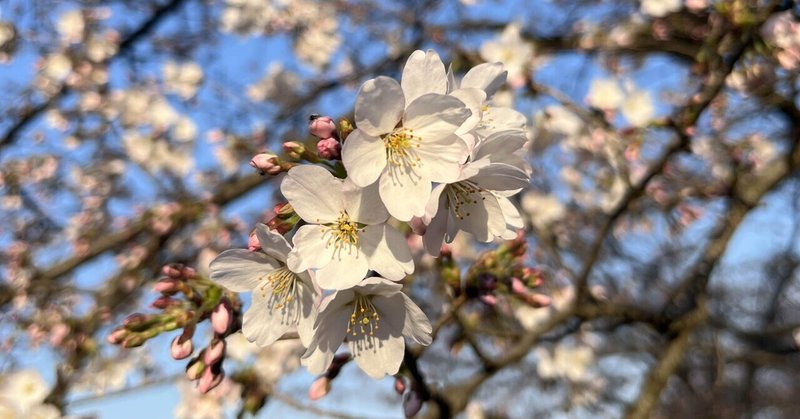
xmin=403 ymin=383 xmax=423 ymax=417
xmin=154 ymin=278 xmax=181 ymax=294
xmin=510 ymin=277 xmax=551 ymax=307
xmin=308 ymin=376 xmax=331 ymax=401
xmin=171 ymin=336 xmax=193 ymax=360
xmin=282 ymin=141 xmax=305 ymax=160
xmin=247 ymin=231 xmax=261 ymax=252
xmin=250 ymin=153 xmax=281 ymax=175
xmin=121 ymin=334 xmax=146 ymax=348
xmin=478 ymin=294 xmax=497 ymax=306
xmin=198 ymin=366 xmax=224 ymax=394
xmin=203 ymin=339 xmax=226 ymax=365
xmin=309 ymin=115 xmax=336 ymax=139
xmin=510 ymin=277 xmax=528 ymax=295
xmin=409 ymin=217 xmax=426 ymax=235
xmin=316 ymin=137 xmax=341 ymax=160
xmin=107 ymin=328 xmax=128 ymax=345
xmin=151 ymin=296 xmax=176 ymax=309
xmin=162 ymin=264 xmax=183 ymax=278
xmin=211 ymin=301 xmax=232 ymax=335
xmin=185 ymin=358 xmax=205 ymax=380
xmin=394 ymin=377 xmax=407 ymax=395
xmin=181 ymin=266 xmax=196 ymax=278
xmin=123 ymin=313 xmax=149 ymax=331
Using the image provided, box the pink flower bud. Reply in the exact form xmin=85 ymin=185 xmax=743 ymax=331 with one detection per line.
xmin=316 ymin=137 xmax=341 ymax=160
xmin=185 ymin=358 xmax=205 ymax=380
xmin=211 ymin=301 xmax=232 ymax=335
xmin=403 ymin=382 xmax=423 ymax=417
xmin=478 ymin=294 xmax=497 ymax=306
xmin=162 ymin=264 xmax=183 ymax=278
xmin=308 ymin=376 xmax=330 ymax=401
xmin=198 ymin=366 xmax=224 ymax=394
xmin=154 ymin=278 xmax=181 ymax=294
xmin=181 ymin=266 xmax=196 ymax=279
xmin=510 ymin=277 xmax=528 ymax=296
xmin=171 ymin=336 xmax=194 ymax=360
xmin=308 ymin=115 xmax=336 ymax=139
xmin=151 ymin=296 xmax=176 ymax=309
xmin=394 ymin=377 xmax=406 ymax=395
xmin=250 ymin=153 xmax=281 ymax=175
xmin=203 ymin=339 xmax=226 ymax=365
xmin=282 ymin=141 xmax=305 ymax=160
xmin=107 ymin=328 xmax=128 ymax=345
xmin=247 ymin=230 xmax=261 ymax=252
xmin=123 ymin=313 xmax=149 ymax=331
xmin=408 ymin=217 xmax=427 ymax=235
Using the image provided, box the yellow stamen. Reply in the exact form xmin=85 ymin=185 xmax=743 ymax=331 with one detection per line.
xmin=320 ymin=210 xmax=364 ymax=255
xmin=259 ymin=266 xmax=299 ymax=309
xmin=444 ymin=180 xmax=486 ymax=219
xmin=383 ymin=128 xmax=422 ymax=169
xmin=346 ymin=295 xmax=381 ymax=337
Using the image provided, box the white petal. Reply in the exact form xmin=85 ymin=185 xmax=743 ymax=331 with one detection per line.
xmin=281 ymin=165 xmax=343 ymax=223
xmin=472 ymin=163 xmax=531 ymax=192
xmin=352 ymin=276 xmax=403 ymax=297
xmin=242 ymin=292 xmax=293 ymax=347
xmin=404 ymin=94 xmax=471 ymax=143
xmin=450 ymin=88 xmax=487 ymax=136
xmin=287 ymin=225 xmax=335 ymax=272
xmin=473 ymin=130 xmax=527 ymax=161
xmin=254 ymin=224 xmax=291 ymax=263
xmin=379 ymin=166 xmax=430 ymax=221
xmin=349 ymin=323 xmax=405 ymax=379
xmin=398 ymin=293 xmax=432 ymax=345
xmin=361 ymin=225 xmax=414 ymax=281
xmin=401 ymin=50 xmax=447 ymax=107
xmin=209 ymin=249 xmax=281 ymax=292
xmin=341 ymin=129 xmax=387 ymax=187
xmin=453 ymin=190 xmax=506 ymax=241
xmin=342 ymin=178 xmax=389 ymax=225
xmin=461 ymin=62 xmax=507 ymax=97
xmin=355 ymin=76 xmax=405 ymax=137
xmin=314 ymin=247 xmax=369 ymax=290
xmin=424 ymin=183 xmax=447 ymax=222
xmin=422 ymin=189 xmax=449 ymax=257
xmin=416 ymin=134 xmax=469 ymax=183
xmin=497 ymin=195 xmax=524 ymax=239
xmin=296 ymin=283 xmax=318 ymax=347
xmin=302 ymin=304 xmax=351 ymax=375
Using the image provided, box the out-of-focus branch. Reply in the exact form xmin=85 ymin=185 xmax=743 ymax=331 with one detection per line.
xmin=0 ymin=0 xmax=190 ymax=151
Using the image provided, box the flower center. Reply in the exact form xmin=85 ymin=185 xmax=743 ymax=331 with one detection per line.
xmin=445 ymin=180 xmax=486 ymax=219
xmin=322 ymin=210 xmax=363 ymax=252
xmin=347 ymin=295 xmax=380 ymax=337
xmin=383 ymin=128 xmax=422 ymax=169
xmin=260 ymin=266 xmax=298 ymax=309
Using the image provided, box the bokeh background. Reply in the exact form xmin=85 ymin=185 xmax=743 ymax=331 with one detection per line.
xmin=2 ymin=0 xmax=800 ymax=418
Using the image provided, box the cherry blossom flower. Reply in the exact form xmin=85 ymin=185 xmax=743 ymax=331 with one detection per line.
xmin=302 ymin=277 xmax=432 ymax=379
xmin=341 ymin=68 xmax=471 ymax=220
xmin=586 ymin=78 xmax=624 ymax=110
xmin=0 ymin=369 xmax=58 ymax=418
xmin=210 ymin=224 xmax=318 ymax=347
xmin=640 ymin=0 xmax=682 ymax=17
xmin=281 ymin=165 xmax=413 ymax=289
xmin=621 ymin=89 xmax=655 ymax=127
xmin=479 ymin=22 xmax=533 ymax=87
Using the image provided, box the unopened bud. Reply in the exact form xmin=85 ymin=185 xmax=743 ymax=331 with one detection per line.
xmin=171 ymin=336 xmax=193 ymax=360
xmin=123 ymin=313 xmax=150 ymax=332
xmin=282 ymin=141 xmax=305 ymax=160
xmin=478 ymin=294 xmax=497 ymax=306
xmin=338 ymin=119 xmax=354 ymax=140
xmin=181 ymin=266 xmax=196 ymax=279
xmin=403 ymin=382 xmax=423 ymax=418
xmin=409 ymin=217 xmax=426 ymax=235
xmin=151 ymin=296 xmax=176 ymax=309
xmin=394 ymin=377 xmax=407 ymax=395
xmin=250 ymin=152 xmax=281 ymax=175
xmin=185 ymin=358 xmax=205 ymax=380
xmin=211 ymin=301 xmax=232 ymax=335
xmin=308 ymin=115 xmax=336 ymax=139
xmin=154 ymin=278 xmax=181 ymax=295
xmin=162 ymin=264 xmax=183 ymax=278
xmin=274 ymin=202 xmax=294 ymax=217
xmin=203 ymin=339 xmax=226 ymax=365
xmin=316 ymin=137 xmax=341 ymax=160
xmin=247 ymin=230 xmax=261 ymax=252
xmin=106 ymin=328 xmax=128 ymax=345
xmin=121 ymin=333 xmax=146 ymax=348
xmin=198 ymin=366 xmax=224 ymax=394
xmin=510 ymin=277 xmax=551 ymax=307
xmin=308 ymin=376 xmax=330 ymax=401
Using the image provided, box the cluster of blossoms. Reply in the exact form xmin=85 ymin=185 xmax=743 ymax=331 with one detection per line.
xmin=211 ymin=50 xmax=532 ymax=384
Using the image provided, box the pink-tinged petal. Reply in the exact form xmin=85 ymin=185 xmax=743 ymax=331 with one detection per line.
xmin=280 ymin=165 xmax=343 ymax=223
xmin=355 ymin=76 xmax=404 ymax=137
xmin=341 ymin=129 xmax=387 ymax=187
xmin=379 ymin=166 xmax=430 ymax=221
xmin=287 ymin=225 xmax=335 ymax=272
xmin=209 ymin=249 xmax=281 ymax=292
xmin=461 ymin=62 xmax=507 ymax=97
xmin=242 ymin=292 xmax=293 ymax=347
xmin=450 ymin=88 xmax=486 ymax=136
xmin=314 ymin=247 xmax=369 ymax=290
xmin=401 ymin=50 xmax=447 ymax=107
xmin=342 ymin=178 xmax=389 ymax=225
xmin=361 ymin=225 xmax=414 ymax=281
xmin=254 ymin=223 xmax=292 ymax=263
xmin=404 ymin=94 xmax=471 ymax=142
xmin=415 ymin=134 xmax=469 ymax=183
